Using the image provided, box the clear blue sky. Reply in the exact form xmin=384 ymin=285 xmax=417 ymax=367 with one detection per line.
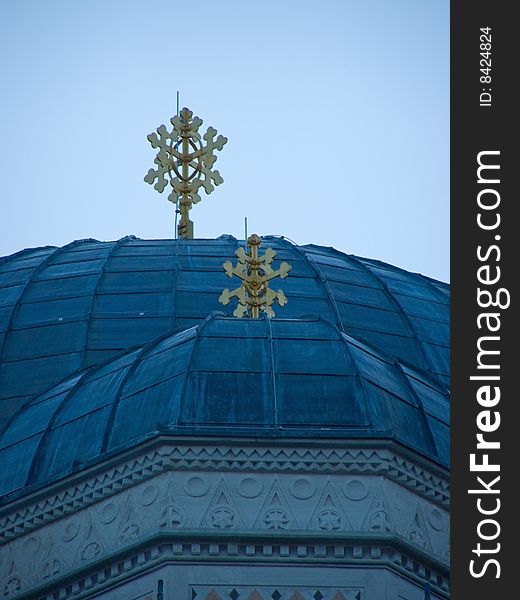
xmin=0 ymin=0 xmax=449 ymax=281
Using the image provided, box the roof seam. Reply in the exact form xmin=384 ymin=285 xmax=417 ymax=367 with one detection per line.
xmin=393 ymin=360 xmax=440 ymax=459
xmin=357 ymin=258 xmax=450 ymax=302
xmin=176 ymin=314 xmax=218 ymax=426
xmin=341 ymin=324 xmax=438 ymax=440
xmin=170 ymin=239 xmax=180 ymax=333
xmin=340 ymin=329 xmax=450 ymax=391
xmin=25 ymin=370 xmax=93 ymax=488
xmin=0 ymin=246 xmax=56 ymax=269
xmin=266 ymin=316 xmax=278 ymax=427
xmin=0 ymin=371 xmax=82 ymax=442
xmin=347 ymin=255 xmax=435 ymax=379
xmin=80 ymin=239 xmax=127 ymax=369
xmin=284 ymin=240 xmax=344 ymax=330
xmin=386 ymin=288 xmax=449 ymax=307
xmin=100 ymin=325 xmax=198 ymax=452
xmin=98 ymin=358 xmax=146 ymax=453
xmin=332 ymin=325 xmax=374 ymax=429
xmin=416 ymin=273 xmax=451 ymax=302
xmin=0 ymin=242 xmax=80 ymax=377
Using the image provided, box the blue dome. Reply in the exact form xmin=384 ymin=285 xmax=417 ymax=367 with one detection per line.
xmin=0 ymin=314 xmax=449 ymax=500
xmin=0 ymin=235 xmax=449 ymax=429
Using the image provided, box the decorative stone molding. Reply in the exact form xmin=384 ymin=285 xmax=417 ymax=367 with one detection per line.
xmin=0 ymin=467 xmax=449 ymax=599
xmin=191 ymin=586 xmax=363 ymax=600
xmin=5 ymin=535 xmax=449 ymax=600
xmin=0 ymin=438 xmax=450 ymax=545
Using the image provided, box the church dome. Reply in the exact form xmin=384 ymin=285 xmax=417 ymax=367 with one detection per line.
xmin=0 ymin=235 xmax=449 ymax=426
xmin=0 ymin=313 xmax=449 ymax=501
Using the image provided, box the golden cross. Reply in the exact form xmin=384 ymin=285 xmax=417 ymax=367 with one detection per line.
xmin=219 ymin=234 xmax=292 ymax=318
xmin=144 ymin=107 xmax=227 ymax=239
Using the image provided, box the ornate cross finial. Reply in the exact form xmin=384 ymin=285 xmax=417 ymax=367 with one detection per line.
xmin=219 ymin=234 xmax=292 ymax=318
xmin=144 ymin=107 xmax=227 ymax=239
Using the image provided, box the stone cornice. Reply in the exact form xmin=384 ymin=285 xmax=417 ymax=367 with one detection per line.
xmin=22 ymin=531 xmax=450 ymax=600
xmin=0 ymin=436 xmax=450 ymax=544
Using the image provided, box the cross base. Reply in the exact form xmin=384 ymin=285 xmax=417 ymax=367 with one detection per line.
xmin=178 ymin=218 xmax=194 ymax=239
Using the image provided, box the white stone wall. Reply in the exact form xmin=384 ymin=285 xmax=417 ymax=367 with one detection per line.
xmin=0 ymin=441 xmax=450 ymax=599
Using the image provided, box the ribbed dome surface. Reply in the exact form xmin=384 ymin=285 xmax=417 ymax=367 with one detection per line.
xmin=0 ymin=314 xmax=449 ymax=500
xmin=0 ymin=235 xmax=449 ymax=429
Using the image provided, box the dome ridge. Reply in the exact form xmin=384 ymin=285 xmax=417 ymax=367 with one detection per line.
xmin=81 ymin=237 xmax=132 ymax=369
xmin=346 ymin=253 xmax=434 ymax=378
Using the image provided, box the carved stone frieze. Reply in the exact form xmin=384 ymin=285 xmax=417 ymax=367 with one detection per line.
xmin=0 ymin=440 xmax=450 ymax=546
xmin=0 ymin=469 xmax=449 ymax=599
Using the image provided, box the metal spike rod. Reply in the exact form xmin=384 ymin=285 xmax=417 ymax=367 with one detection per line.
xmin=144 ymin=107 xmax=227 ymax=239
